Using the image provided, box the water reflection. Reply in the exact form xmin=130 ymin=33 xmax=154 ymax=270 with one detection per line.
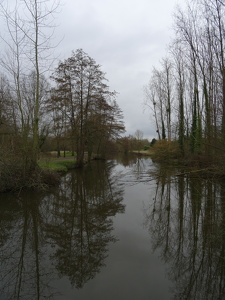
xmin=2 ymin=156 xmax=225 ymax=299
xmin=0 ymin=192 xmax=54 ymax=300
xmin=115 ymin=153 xmax=155 ymax=185
xmin=145 ymin=170 xmax=225 ymax=299
xmin=45 ymin=160 xmax=125 ymax=289
xmin=0 ymin=160 xmax=125 ymax=299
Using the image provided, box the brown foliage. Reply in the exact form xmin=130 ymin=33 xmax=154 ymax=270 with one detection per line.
xmin=151 ymin=140 xmax=180 ymax=162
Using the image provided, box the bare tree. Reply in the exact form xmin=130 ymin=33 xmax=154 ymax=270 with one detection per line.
xmin=161 ymin=58 xmax=174 ymax=141
xmin=144 ymin=80 xmax=161 ymax=140
xmin=134 ymin=129 xmax=144 ymax=152
xmin=0 ymin=0 xmax=60 ymax=167
xmin=170 ymin=41 xmax=187 ymax=155
xmin=51 ymin=49 xmax=125 ymax=166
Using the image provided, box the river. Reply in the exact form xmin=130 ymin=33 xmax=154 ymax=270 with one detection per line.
xmin=0 ymin=154 xmax=225 ymax=299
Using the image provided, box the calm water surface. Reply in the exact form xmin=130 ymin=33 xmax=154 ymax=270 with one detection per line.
xmin=0 ymin=155 xmax=225 ymax=299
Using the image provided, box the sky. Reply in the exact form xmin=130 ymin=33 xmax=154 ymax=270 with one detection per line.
xmin=1 ymin=0 xmax=186 ymax=141
xmin=54 ymin=0 xmax=187 ymax=140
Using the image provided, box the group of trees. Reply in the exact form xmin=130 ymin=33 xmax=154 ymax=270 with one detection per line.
xmin=144 ymin=0 xmax=225 ymax=165
xmin=117 ymin=129 xmax=150 ymax=154
xmin=0 ymin=0 xmax=125 ymax=184
xmin=0 ymin=0 xmax=58 ymax=170
xmin=49 ymin=49 xmax=124 ymax=166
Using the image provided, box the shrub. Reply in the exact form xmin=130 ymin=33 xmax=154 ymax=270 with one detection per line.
xmin=0 ymin=157 xmax=61 ymax=192
xmin=151 ymin=140 xmax=179 ymax=162
xmin=144 ymin=145 xmax=150 ymax=151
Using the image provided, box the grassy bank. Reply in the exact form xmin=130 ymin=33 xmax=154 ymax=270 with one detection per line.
xmin=0 ymin=154 xmax=77 ymax=193
xmin=38 ymin=151 xmax=77 ymax=172
xmin=0 ymin=160 xmax=61 ymax=193
xmin=132 ymin=149 xmax=154 ymax=155
xmin=133 ymin=140 xmax=225 ymax=177
xmin=0 ymin=152 xmax=81 ymax=193
xmin=38 ymin=158 xmax=77 ymax=172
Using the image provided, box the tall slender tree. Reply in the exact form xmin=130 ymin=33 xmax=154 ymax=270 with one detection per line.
xmin=0 ymin=0 xmax=59 ymax=168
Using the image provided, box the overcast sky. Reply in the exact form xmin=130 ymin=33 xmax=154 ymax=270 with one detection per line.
xmin=54 ymin=0 xmax=187 ymax=140
xmin=1 ymin=0 xmax=186 ymax=140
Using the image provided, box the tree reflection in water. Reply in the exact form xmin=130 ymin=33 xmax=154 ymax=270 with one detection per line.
xmin=0 ymin=159 xmax=125 ymax=299
xmin=3 ymin=156 xmax=225 ymax=299
xmin=144 ymin=167 xmax=225 ymax=299
xmin=45 ymin=160 xmax=125 ymax=289
xmin=0 ymin=192 xmax=55 ymax=300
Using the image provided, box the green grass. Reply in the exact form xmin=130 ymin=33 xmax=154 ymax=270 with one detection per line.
xmin=48 ymin=151 xmax=76 ymax=157
xmin=38 ymin=159 xmax=76 ymax=172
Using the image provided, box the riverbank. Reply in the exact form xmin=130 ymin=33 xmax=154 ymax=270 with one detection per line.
xmin=132 ymin=146 xmax=225 ymax=178
xmin=38 ymin=157 xmax=77 ymax=172
xmin=0 ymin=152 xmax=91 ymax=193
